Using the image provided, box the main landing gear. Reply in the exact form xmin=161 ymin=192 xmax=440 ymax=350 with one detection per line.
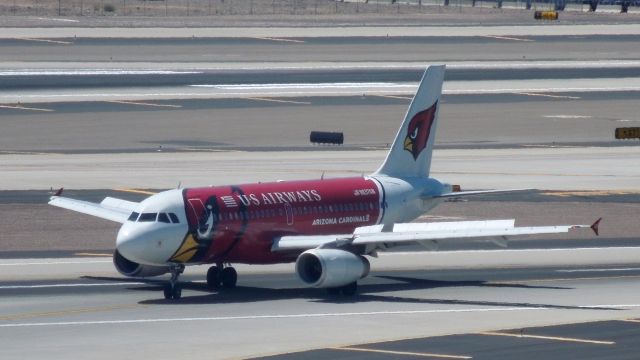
xmin=326 ymin=281 xmax=358 ymax=296
xmin=206 ymin=263 xmax=238 ymax=290
xmin=164 ymin=264 xmax=185 ymax=300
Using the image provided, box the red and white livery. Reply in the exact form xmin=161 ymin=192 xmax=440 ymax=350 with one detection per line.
xmin=49 ymin=65 xmax=598 ymax=300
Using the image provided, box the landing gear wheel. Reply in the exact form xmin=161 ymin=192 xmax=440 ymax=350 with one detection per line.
xmin=163 ymin=283 xmax=182 ymax=300
xmin=207 ymin=266 xmax=221 ymax=290
xmin=221 ymin=267 xmax=238 ymax=288
xmin=340 ymin=282 xmax=358 ymax=296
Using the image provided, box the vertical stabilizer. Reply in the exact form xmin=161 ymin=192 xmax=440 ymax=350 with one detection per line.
xmin=374 ymin=65 xmax=445 ymax=178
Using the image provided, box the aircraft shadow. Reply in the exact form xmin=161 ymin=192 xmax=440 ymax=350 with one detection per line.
xmin=84 ymin=274 xmax=616 ymax=311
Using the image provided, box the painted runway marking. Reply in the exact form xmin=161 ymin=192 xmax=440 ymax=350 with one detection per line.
xmin=516 ymin=92 xmax=581 ymax=100
xmin=556 ymin=268 xmax=640 ymax=273
xmin=190 ymin=82 xmax=413 ymax=90
xmin=3 ymin=305 xmax=640 ymax=328
xmin=0 ymin=260 xmax=111 ymax=266
xmin=619 ymin=319 xmax=640 ymax=323
xmin=490 ymin=275 xmax=640 ymax=284
xmin=247 ymin=97 xmax=311 ymax=105
xmin=372 ymin=94 xmax=413 ymax=101
xmin=482 ymin=35 xmax=534 ymax=42
xmin=14 ymin=37 xmax=73 ymax=45
xmin=0 ymin=104 xmax=53 ymax=112
xmin=0 ymin=282 xmax=144 ymax=290
xmin=113 ymin=188 xmax=157 ymax=195
xmin=331 ymin=347 xmax=472 ymax=359
xmin=477 ymin=331 xmax=615 ymax=345
xmin=543 ymin=115 xmax=593 ymax=119
xmin=382 ymin=247 xmax=640 ymax=256
xmin=249 ymin=36 xmax=305 ymax=43
xmin=30 ymin=17 xmax=80 ymax=23
xmin=104 ymin=100 xmax=182 ymax=108
xmin=0 ymin=304 xmax=141 ymax=322
xmin=541 ymin=190 xmax=640 ymax=197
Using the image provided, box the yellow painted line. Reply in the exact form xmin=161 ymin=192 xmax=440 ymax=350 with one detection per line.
xmin=331 ymin=347 xmax=472 ymax=359
xmin=250 ymin=36 xmax=305 ymax=43
xmin=0 ymin=304 xmax=141 ymax=322
xmin=483 ymin=35 xmax=534 ymax=42
xmin=15 ymin=37 xmax=73 ymax=45
xmin=73 ymin=252 xmax=112 ymax=257
xmin=113 ymin=188 xmax=157 ymax=196
xmin=104 ymin=100 xmax=182 ymax=108
xmin=0 ymin=104 xmax=54 ymax=112
xmin=373 ymin=94 xmax=413 ymax=101
xmin=477 ymin=331 xmax=615 ymax=345
xmin=247 ymin=97 xmax=311 ymax=105
xmin=516 ymin=92 xmax=581 ymax=100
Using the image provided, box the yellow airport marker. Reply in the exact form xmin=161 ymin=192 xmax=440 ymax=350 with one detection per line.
xmin=114 ymin=188 xmax=157 ymax=196
xmin=516 ymin=92 xmax=581 ymax=100
xmin=373 ymin=94 xmax=413 ymax=101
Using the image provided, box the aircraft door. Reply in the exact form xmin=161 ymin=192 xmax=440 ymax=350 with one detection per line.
xmin=284 ymin=202 xmax=294 ymax=226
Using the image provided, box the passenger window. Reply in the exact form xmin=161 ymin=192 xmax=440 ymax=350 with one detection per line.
xmin=128 ymin=212 xmax=139 ymax=221
xmin=168 ymin=213 xmax=180 ymax=223
xmin=138 ymin=213 xmax=157 ymax=222
xmin=158 ymin=213 xmax=170 ymax=223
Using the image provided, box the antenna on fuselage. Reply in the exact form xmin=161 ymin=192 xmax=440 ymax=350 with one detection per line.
xmin=177 ymin=181 xmax=182 ymax=189
xmin=321 ymin=171 xmax=325 ymax=180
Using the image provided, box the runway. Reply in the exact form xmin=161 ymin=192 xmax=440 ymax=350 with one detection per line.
xmin=1 ymin=18 xmax=640 ymax=360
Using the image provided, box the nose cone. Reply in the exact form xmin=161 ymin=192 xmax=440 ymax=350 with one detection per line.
xmin=116 ymin=222 xmax=187 ymax=266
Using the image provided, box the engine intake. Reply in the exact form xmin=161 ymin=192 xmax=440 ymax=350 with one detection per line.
xmin=113 ymin=250 xmax=170 ymax=277
xmin=295 ymin=249 xmax=370 ymax=288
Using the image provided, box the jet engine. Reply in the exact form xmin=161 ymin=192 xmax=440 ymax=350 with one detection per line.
xmin=295 ymin=249 xmax=370 ymax=288
xmin=113 ymin=250 xmax=170 ymax=277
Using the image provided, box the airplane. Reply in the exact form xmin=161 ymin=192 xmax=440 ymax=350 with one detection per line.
xmin=49 ymin=65 xmax=600 ymax=300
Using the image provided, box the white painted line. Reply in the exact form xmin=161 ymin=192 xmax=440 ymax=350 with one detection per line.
xmin=0 ymin=104 xmax=53 ymax=112
xmin=0 ymin=282 xmax=144 ymax=290
xmin=190 ymin=82 xmax=413 ymax=90
xmin=482 ymin=35 xmax=535 ymax=42
xmin=556 ymin=268 xmax=640 ymax=273
xmin=0 ymin=70 xmax=201 ymax=76
xmin=15 ymin=37 xmax=73 ymax=45
xmin=104 ymin=100 xmax=182 ymax=108
xmin=543 ymin=115 xmax=593 ymax=119
xmin=0 ymin=260 xmax=111 ymax=266
xmin=333 ymin=347 xmax=472 ymax=359
xmin=478 ymin=331 xmax=615 ymax=345
xmin=250 ymin=36 xmax=305 ymax=44
xmin=2 ymin=305 xmax=639 ymax=328
xmin=30 ymin=17 xmax=80 ymax=23
xmin=247 ymin=97 xmax=311 ymax=105
xmin=516 ymin=92 xmax=581 ymax=100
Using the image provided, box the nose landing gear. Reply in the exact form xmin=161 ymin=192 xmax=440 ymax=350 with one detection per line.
xmin=207 ymin=263 xmax=238 ymax=290
xmin=164 ymin=264 xmax=185 ymax=300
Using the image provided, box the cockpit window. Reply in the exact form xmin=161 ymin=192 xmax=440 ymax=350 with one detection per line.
xmin=158 ymin=213 xmax=170 ymax=223
xmin=128 ymin=212 xmax=139 ymax=221
xmin=168 ymin=213 xmax=180 ymax=224
xmin=138 ymin=213 xmax=157 ymax=222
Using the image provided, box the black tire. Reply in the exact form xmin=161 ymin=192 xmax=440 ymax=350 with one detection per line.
xmin=326 ymin=287 xmax=340 ymax=296
xmin=221 ymin=267 xmax=238 ymax=288
xmin=207 ymin=266 xmax=221 ymax=290
xmin=341 ymin=282 xmax=358 ymax=296
xmin=172 ymin=284 xmax=182 ymax=300
xmin=163 ymin=284 xmax=173 ymax=300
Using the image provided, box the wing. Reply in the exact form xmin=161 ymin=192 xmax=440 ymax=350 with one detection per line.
xmin=49 ymin=196 xmax=139 ymax=223
xmin=272 ymin=218 xmax=600 ymax=252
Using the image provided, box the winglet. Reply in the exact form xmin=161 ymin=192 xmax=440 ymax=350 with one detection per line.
xmin=54 ymin=187 xmax=64 ymax=197
xmin=590 ymin=217 xmax=602 ymax=236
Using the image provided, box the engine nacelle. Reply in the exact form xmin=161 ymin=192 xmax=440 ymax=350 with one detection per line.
xmin=113 ymin=250 xmax=170 ymax=277
xmin=295 ymin=249 xmax=370 ymax=288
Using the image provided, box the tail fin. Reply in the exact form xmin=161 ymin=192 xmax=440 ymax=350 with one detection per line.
xmin=374 ymin=65 xmax=445 ymax=178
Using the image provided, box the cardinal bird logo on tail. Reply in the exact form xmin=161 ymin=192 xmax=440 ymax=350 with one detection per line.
xmin=403 ymin=101 xmax=438 ymax=160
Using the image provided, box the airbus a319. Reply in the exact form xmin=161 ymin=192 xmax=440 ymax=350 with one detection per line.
xmin=50 ymin=65 xmax=599 ymax=300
